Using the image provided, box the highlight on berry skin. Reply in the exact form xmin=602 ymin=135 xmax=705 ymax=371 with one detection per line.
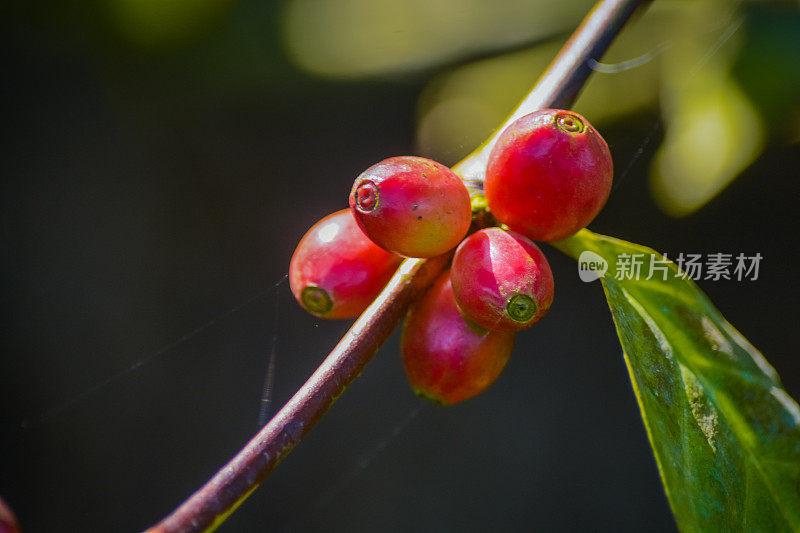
xmin=485 ymin=108 xmax=613 ymax=242
xmin=401 ymin=270 xmax=515 ymax=406
xmin=289 ymin=209 xmax=402 ymax=319
xmin=450 ymin=228 xmax=554 ymax=332
xmin=348 ymin=156 xmax=471 ymax=258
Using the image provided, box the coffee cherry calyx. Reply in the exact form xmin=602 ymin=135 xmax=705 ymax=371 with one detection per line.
xmin=354 ymin=180 xmax=379 ymax=212
xmin=555 ymin=112 xmax=585 ymax=133
xmin=506 ymin=294 xmax=537 ymax=323
xmin=300 ymin=286 xmax=333 ymax=315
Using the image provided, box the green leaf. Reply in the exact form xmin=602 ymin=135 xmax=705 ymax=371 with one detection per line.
xmin=554 ymin=230 xmax=800 ymax=532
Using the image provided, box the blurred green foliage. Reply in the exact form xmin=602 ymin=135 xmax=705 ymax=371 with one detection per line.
xmin=108 ymin=0 xmax=233 ymax=48
xmin=279 ymin=0 xmax=799 ymax=216
xmin=281 ymin=0 xmax=595 ymax=78
xmin=10 ymin=0 xmax=797 ymax=215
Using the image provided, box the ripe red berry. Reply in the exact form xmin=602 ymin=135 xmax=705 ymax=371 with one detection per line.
xmin=0 ymin=496 xmax=20 ymax=533
xmin=451 ymin=228 xmax=554 ymax=332
xmin=485 ymin=109 xmax=613 ymax=242
xmin=401 ymin=271 xmax=515 ymax=405
xmin=289 ymin=209 xmax=402 ymax=319
xmin=349 ymin=156 xmax=471 ymax=258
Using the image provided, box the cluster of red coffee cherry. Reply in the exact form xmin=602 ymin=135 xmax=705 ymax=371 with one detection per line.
xmin=289 ymin=109 xmax=613 ymax=405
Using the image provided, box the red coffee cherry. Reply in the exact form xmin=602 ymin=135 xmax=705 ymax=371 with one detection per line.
xmin=289 ymin=209 xmax=402 ymax=319
xmin=349 ymin=156 xmax=471 ymax=258
xmin=485 ymin=109 xmax=613 ymax=242
xmin=0 ymin=496 xmax=20 ymax=533
xmin=451 ymin=228 xmax=554 ymax=332
xmin=401 ymin=271 xmax=515 ymax=405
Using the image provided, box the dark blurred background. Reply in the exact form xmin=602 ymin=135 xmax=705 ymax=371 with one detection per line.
xmin=1 ymin=0 xmax=798 ymax=531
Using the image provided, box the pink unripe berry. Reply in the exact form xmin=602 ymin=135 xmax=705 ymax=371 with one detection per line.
xmin=485 ymin=109 xmax=613 ymax=242
xmin=289 ymin=209 xmax=402 ymax=319
xmin=349 ymin=156 xmax=471 ymax=258
xmin=451 ymin=228 xmax=554 ymax=331
xmin=401 ymin=271 xmax=515 ymax=405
